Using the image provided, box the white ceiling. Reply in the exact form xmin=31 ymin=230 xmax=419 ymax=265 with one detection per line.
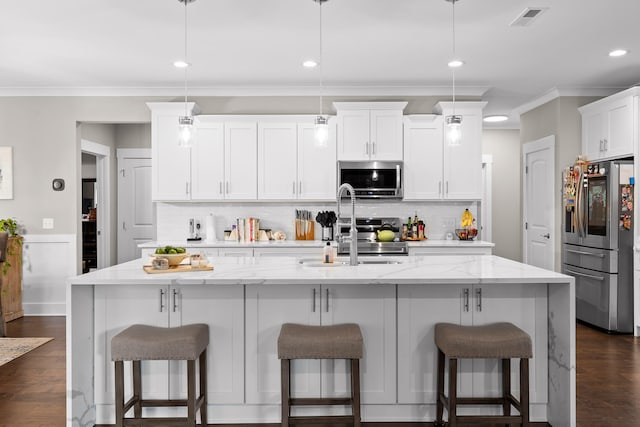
xmin=2 ymin=0 xmax=639 ymax=128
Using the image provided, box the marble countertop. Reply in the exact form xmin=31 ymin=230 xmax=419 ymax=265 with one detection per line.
xmin=139 ymin=239 xmax=495 ymax=249
xmin=70 ymin=254 xmax=570 ymax=286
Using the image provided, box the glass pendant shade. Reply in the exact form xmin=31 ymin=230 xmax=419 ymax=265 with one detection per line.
xmin=446 ymin=115 xmax=462 ymax=146
xmin=178 ymin=115 xmax=195 ymax=148
xmin=314 ymin=115 xmax=329 ymax=147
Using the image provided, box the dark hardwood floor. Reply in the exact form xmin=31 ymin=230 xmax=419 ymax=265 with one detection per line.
xmin=1 ymin=317 xmax=638 ymax=426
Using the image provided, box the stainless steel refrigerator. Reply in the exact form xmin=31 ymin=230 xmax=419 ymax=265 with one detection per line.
xmin=561 ymin=159 xmax=634 ymax=333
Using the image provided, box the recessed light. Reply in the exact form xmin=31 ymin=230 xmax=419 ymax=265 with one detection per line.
xmin=448 ymin=59 xmax=464 ymax=68
xmin=303 ymin=60 xmax=318 ymax=68
xmin=483 ymin=115 xmax=509 ymax=123
xmin=173 ymin=60 xmax=190 ymax=68
xmin=609 ymin=49 xmax=628 ymax=57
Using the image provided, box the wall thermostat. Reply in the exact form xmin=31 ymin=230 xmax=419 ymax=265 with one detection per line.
xmin=52 ymin=178 xmax=65 ymax=191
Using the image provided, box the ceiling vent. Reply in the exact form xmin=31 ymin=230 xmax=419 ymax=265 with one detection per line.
xmin=510 ymin=7 xmax=549 ymax=27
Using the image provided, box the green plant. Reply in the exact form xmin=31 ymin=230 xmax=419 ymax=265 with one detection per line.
xmin=0 ymin=218 xmax=22 ymax=275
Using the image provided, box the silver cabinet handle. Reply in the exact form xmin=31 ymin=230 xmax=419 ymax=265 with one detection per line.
xmin=293 ymin=181 xmax=296 ymax=195
xmin=439 ymin=181 xmax=442 ymax=196
xmin=299 ymin=181 xmax=302 ymax=196
xmin=365 ymin=142 xmax=369 ymax=155
xmin=566 ymin=249 xmax=605 ymax=258
xmin=446 ymin=181 xmax=449 ymax=195
xmin=372 ymin=141 xmax=376 ymax=156
xmin=541 ymin=233 xmax=550 ymax=239
xmin=312 ymin=288 xmax=316 ymax=312
xmin=172 ymin=288 xmax=178 ymax=312
xmin=463 ymin=288 xmax=469 ymax=312
xmin=159 ymin=288 xmax=165 ymax=312
xmin=186 ymin=182 xmax=189 ymax=195
xmin=226 ymin=181 xmax=229 ymax=194
xmin=604 ymin=138 xmax=608 ymax=151
xmin=326 ymin=288 xmax=330 ymax=312
xmin=476 ymin=288 xmax=482 ymax=312
xmin=219 ymin=181 xmax=223 ymax=194
xmin=565 ymin=268 xmax=605 ymax=281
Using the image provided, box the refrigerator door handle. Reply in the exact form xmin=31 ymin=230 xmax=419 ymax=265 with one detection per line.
xmin=565 ymin=268 xmax=605 ymax=281
xmin=566 ymin=248 xmax=606 ymax=258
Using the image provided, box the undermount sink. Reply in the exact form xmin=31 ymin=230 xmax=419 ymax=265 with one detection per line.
xmin=298 ymin=258 xmax=403 ymax=267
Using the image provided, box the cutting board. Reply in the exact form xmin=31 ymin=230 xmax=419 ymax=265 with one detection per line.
xmin=143 ymin=264 xmax=214 ymax=274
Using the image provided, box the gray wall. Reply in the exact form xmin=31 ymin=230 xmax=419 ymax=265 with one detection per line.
xmin=520 ymin=96 xmax=601 ymax=271
xmin=482 ymin=129 xmax=522 ymax=262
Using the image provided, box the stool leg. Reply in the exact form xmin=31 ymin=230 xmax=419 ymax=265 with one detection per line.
xmin=199 ymin=349 xmax=208 ymax=426
xmin=520 ymin=358 xmax=530 ymax=427
xmin=114 ymin=361 xmax=124 ymax=427
xmin=448 ymin=358 xmax=458 ymax=427
xmin=281 ymin=359 xmax=290 ymax=427
xmin=188 ymin=359 xmax=196 ymax=427
xmin=351 ymin=359 xmax=361 ymax=427
xmin=502 ymin=358 xmax=511 ymax=426
xmin=435 ymin=348 xmax=445 ymax=427
xmin=132 ymin=360 xmax=142 ymax=419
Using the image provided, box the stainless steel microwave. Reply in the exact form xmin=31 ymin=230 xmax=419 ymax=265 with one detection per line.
xmin=337 ymin=161 xmax=403 ymax=199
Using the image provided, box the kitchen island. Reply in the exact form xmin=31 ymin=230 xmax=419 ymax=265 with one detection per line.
xmin=67 ymin=255 xmax=574 ymax=427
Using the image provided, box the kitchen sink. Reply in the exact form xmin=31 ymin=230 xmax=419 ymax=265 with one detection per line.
xmin=298 ymin=258 xmax=403 ymax=266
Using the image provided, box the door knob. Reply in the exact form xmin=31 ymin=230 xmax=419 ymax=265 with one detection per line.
xmin=542 ymin=233 xmax=550 ymax=239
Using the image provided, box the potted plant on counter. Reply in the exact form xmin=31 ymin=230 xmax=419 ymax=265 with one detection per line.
xmin=0 ymin=218 xmax=24 ymax=330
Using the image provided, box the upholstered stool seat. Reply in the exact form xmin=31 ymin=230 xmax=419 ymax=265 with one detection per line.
xmin=278 ymin=323 xmax=363 ymax=427
xmin=434 ymin=322 xmax=532 ymax=427
xmin=111 ymin=324 xmax=209 ymax=427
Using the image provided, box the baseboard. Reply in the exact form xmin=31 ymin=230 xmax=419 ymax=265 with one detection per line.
xmin=23 ymin=302 xmax=66 ymax=316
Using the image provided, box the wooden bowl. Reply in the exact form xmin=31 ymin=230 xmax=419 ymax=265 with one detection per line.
xmin=151 ymin=253 xmax=190 ymax=266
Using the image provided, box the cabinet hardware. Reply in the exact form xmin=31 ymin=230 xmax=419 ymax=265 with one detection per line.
xmin=226 ymin=181 xmax=229 ymax=194
xmin=566 ymin=248 xmax=605 ymax=258
xmin=219 ymin=182 xmax=223 ymax=194
xmin=365 ymin=142 xmax=369 ymax=155
xmin=372 ymin=141 xmax=376 ymax=156
xmin=293 ymin=182 xmax=296 ymax=195
xmin=120 ymin=169 xmax=125 ymax=177
xmin=603 ymin=138 xmax=608 ymax=151
xmin=186 ymin=182 xmax=189 ymax=195
xmin=159 ymin=289 xmax=165 ymax=312
xmin=463 ymin=288 xmax=469 ymax=312
xmin=299 ymin=181 xmax=302 ymax=195
xmin=446 ymin=181 xmax=449 ymax=195
xmin=122 ymin=222 xmax=126 ymax=231
xmin=476 ymin=288 xmax=482 ymax=312
xmin=312 ymin=288 xmax=316 ymax=312
xmin=565 ymin=268 xmax=605 ymax=281
xmin=172 ymin=289 xmax=178 ymax=312
xmin=541 ymin=233 xmax=550 ymax=239
xmin=326 ymin=288 xmax=330 ymax=312
xmin=439 ymin=181 xmax=442 ymax=196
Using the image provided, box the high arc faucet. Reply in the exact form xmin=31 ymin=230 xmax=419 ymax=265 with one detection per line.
xmin=336 ymin=183 xmax=358 ymax=266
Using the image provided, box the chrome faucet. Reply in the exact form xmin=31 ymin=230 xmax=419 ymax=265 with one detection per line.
xmin=336 ymin=183 xmax=358 ymax=266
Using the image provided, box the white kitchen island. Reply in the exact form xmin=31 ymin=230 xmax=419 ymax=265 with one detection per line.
xmin=67 ymin=255 xmax=574 ymax=427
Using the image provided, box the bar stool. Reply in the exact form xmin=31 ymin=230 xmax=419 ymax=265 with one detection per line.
xmin=111 ymin=323 xmax=209 ymax=427
xmin=434 ymin=322 xmax=532 ymax=427
xmin=278 ymin=323 xmax=363 ymax=427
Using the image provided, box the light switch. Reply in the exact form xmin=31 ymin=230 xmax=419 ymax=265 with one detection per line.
xmin=42 ymin=218 xmax=54 ymax=229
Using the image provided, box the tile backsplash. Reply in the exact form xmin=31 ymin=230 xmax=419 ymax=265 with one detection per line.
xmin=156 ymin=200 xmax=480 ymax=241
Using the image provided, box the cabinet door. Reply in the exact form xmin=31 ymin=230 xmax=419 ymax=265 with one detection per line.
xmin=192 ymin=120 xmax=225 ymax=200
xmin=152 ymin=113 xmax=191 ymax=201
xmin=443 ymin=112 xmax=483 ymax=199
xmin=225 ymin=122 xmax=257 ymax=200
xmin=169 ymin=285 xmax=244 ymax=405
xmin=321 ymin=284 xmax=396 ymax=404
xmin=397 ymin=284 xmax=467 ymax=404
xmin=403 ymin=117 xmax=444 ymax=200
xmin=218 ymin=247 xmax=253 ymax=257
xmin=605 ymin=96 xmax=634 ymax=158
xmin=370 ymin=109 xmax=403 ymax=160
xmin=298 ymin=122 xmax=337 ymax=200
xmin=471 ymin=284 xmax=548 ymax=404
xmin=257 ymin=122 xmax=298 ymax=200
xmin=245 ymin=284 xmax=321 ymax=404
xmin=337 ymin=110 xmax=370 ymax=160
xmin=253 ymin=247 xmax=321 ymax=257
xmin=94 ymin=286 xmax=169 ymax=420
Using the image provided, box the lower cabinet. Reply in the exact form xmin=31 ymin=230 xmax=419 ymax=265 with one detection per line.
xmin=93 ymin=284 xmax=244 ymax=422
xmin=245 ymin=283 xmax=396 ymax=405
xmin=397 ymin=283 xmax=548 ymax=405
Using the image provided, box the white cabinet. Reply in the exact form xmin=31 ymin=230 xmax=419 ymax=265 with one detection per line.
xmin=245 ymin=283 xmax=396 ymax=405
xmin=408 ymin=245 xmax=492 ymax=256
xmin=93 ymin=284 xmax=245 ymax=423
xmin=335 ymin=102 xmax=407 ymax=161
xmin=192 ymin=119 xmax=225 ymax=200
xmin=580 ymin=90 xmax=636 ymax=161
xmin=253 ymin=246 xmax=322 ymax=257
xmin=397 ymin=283 xmax=547 ymax=405
xmin=224 ymin=121 xmax=258 ymax=200
xmin=403 ymin=115 xmax=444 ymax=199
xmin=257 ymin=119 xmax=337 ymax=200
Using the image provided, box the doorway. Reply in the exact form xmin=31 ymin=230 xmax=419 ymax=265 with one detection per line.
xmin=522 ymin=135 xmax=555 ymax=271
xmin=81 ymin=139 xmax=111 ymax=270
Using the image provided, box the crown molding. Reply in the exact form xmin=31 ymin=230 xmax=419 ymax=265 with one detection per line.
xmin=513 ymin=86 xmax=625 ymax=116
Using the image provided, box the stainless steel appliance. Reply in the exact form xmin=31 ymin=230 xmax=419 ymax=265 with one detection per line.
xmin=561 ymin=159 xmax=634 ymax=332
xmin=337 ymin=161 xmax=403 ymax=199
xmin=337 ymin=217 xmax=408 ymax=256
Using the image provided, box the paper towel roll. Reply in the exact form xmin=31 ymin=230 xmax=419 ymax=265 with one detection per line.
xmin=205 ymin=214 xmax=216 ymax=243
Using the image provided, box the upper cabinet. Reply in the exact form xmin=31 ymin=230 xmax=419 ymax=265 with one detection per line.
xmin=404 ymin=102 xmax=486 ymax=200
xmin=334 ymin=102 xmax=407 ymax=161
xmin=579 ymin=87 xmax=639 ymax=161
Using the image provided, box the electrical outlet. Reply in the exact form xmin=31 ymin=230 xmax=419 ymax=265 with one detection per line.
xmin=42 ymin=218 xmax=54 ymax=229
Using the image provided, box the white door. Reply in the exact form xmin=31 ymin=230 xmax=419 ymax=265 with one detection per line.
xmin=225 ymin=122 xmax=257 ymax=200
xmin=337 ymin=109 xmax=370 ymax=160
xmin=257 ymin=122 xmax=298 ymax=199
xmin=443 ymin=112 xmax=483 ymax=200
xmin=523 ymin=136 xmax=555 ymax=270
xmin=192 ymin=120 xmax=225 ymax=200
xmin=369 ymin=109 xmax=403 ymax=160
xmin=117 ymin=151 xmax=155 ymax=263
xmin=297 ymin=121 xmax=337 ymax=200
xmin=403 ymin=116 xmax=444 ymax=200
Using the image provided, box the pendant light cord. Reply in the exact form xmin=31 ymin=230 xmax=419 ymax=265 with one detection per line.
xmin=183 ymin=0 xmax=189 ymax=117
xmin=451 ymin=0 xmax=456 ymax=116
xmin=318 ymin=0 xmax=323 ymax=117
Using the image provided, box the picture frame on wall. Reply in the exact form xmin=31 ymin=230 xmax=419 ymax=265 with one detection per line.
xmin=0 ymin=146 xmax=13 ymax=199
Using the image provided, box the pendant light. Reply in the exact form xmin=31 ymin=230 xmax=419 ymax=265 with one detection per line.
xmin=445 ymin=0 xmax=462 ymax=146
xmin=313 ymin=0 xmax=329 ymax=147
xmin=177 ymin=0 xmax=196 ymax=148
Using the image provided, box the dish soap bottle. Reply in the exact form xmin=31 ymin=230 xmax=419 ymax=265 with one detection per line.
xmin=323 ymin=242 xmax=334 ymax=263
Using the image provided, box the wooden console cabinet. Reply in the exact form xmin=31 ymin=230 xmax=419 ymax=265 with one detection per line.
xmin=1 ymin=236 xmax=23 ymax=322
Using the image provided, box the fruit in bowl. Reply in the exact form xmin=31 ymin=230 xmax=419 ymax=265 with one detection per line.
xmin=455 ymin=228 xmax=476 ymax=241
xmin=152 ymin=246 xmax=189 ymax=266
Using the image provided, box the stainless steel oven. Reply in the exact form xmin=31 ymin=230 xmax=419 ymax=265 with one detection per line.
xmin=337 ymin=161 xmax=403 ymax=199
xmin=337 ymin=217 xmax=408 ymax=256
